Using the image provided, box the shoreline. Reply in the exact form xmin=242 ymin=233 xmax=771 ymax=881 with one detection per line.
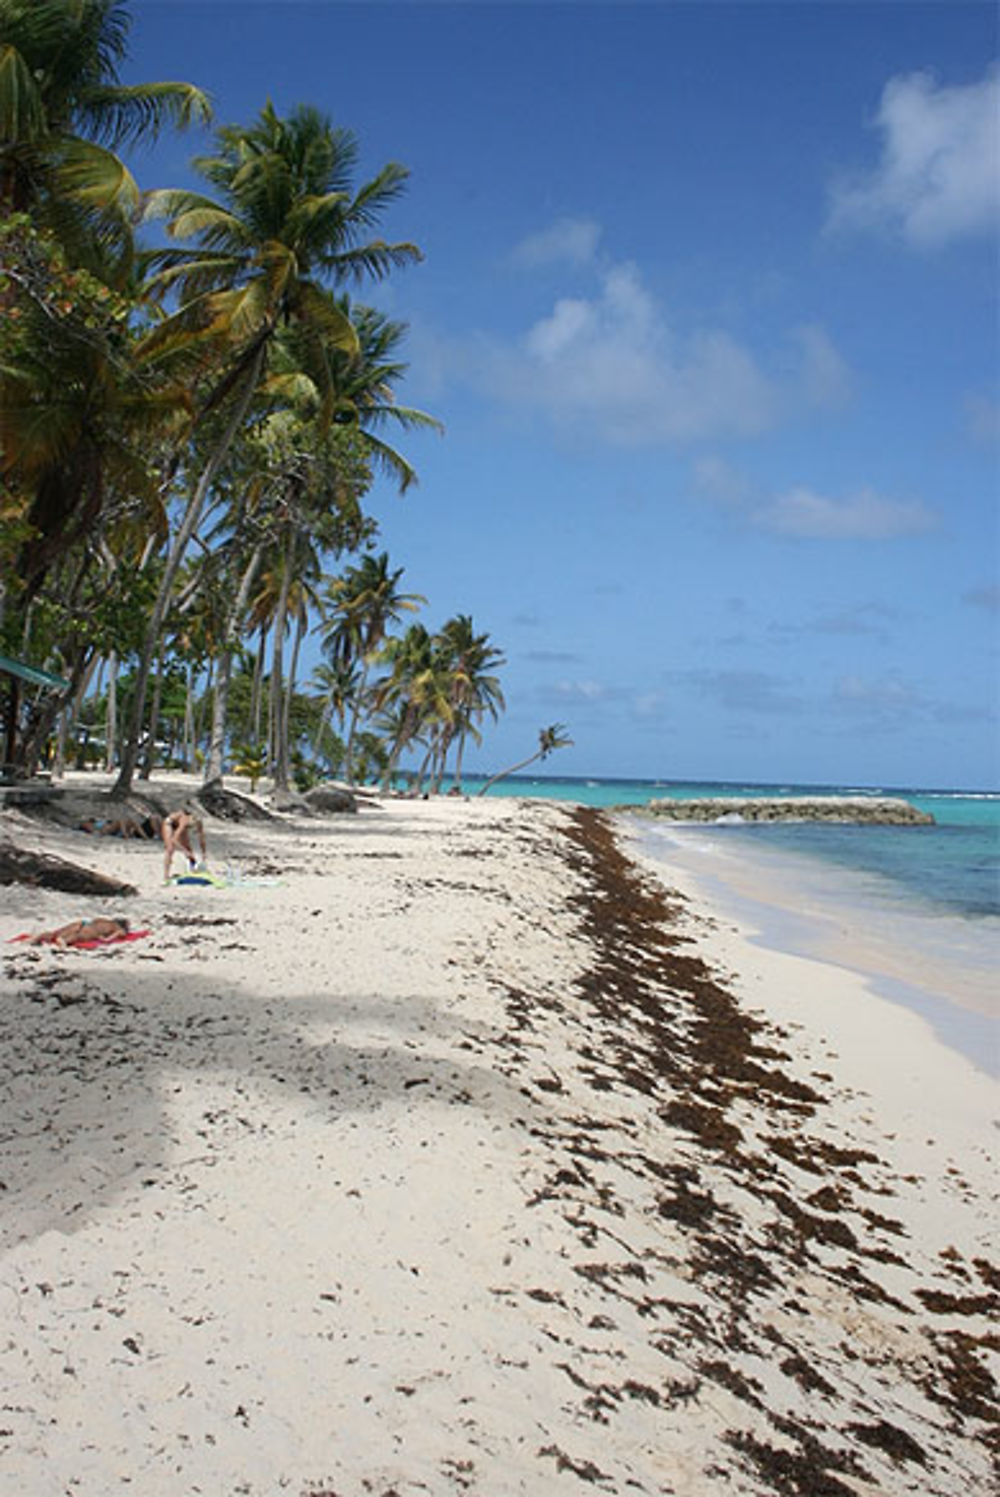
xmin=1 ymin=783 xmax=997 ymax=1494
xmin=624 ymin=814 xmax=999 ymax=1078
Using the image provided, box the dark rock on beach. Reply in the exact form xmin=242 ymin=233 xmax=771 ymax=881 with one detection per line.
xmin=303 ymin=783 xmax=359 ymax=814
xmin=199 ymin=777 xmax=277 ymax=822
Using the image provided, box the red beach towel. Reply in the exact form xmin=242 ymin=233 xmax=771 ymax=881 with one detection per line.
xmin=7 ymin=929 xmax=152 ymax=949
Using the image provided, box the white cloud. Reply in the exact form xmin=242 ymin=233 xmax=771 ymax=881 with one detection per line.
xmin=524 ymin=295 xmax=597 ymax=361
xmin=478 ymin=252 xmax=846 ymax=446
xmin=753 ymin=485 xmax=936 ymax=540
xmin=789 ymin=324 xmax=853 ymax=408
xmin=691 ymin=454 xmax=755 ymax=507
xmin=828 ymin=66 xmax=1000 ymax=247
xmin=547 ymin=678 xmax=620 ymax=703
xmin=510 ymin=217 xmax=602 ymax=268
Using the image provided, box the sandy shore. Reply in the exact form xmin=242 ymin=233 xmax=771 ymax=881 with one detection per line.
xmin=1 ymin=777 xmax=997 ymax=1495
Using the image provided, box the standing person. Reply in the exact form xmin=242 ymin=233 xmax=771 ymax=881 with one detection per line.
xmin=161 ymin=806 xmax=208 ymax=880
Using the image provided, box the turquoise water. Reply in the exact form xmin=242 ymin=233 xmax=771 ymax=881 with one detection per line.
xmin=468 ymin=775 xmax=1000 ymax=921
xmin=466 ymin=773 xmax=999 ymax=1072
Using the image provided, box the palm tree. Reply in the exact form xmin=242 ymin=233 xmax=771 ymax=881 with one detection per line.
xmin=199 ymin=403 xmax=370 ymax=785
xmin=269 ymin=300 xmax=442 ymax=493
xmin=0 ymin=217 xmax=188 ymax=605
xmin=114 ymin=102 xmax=422 ymax=795
xmin=433 ymin=615 xmax=505 ymax=792
xmin=371 ymin=622 xmax=438 ymax=788
xmin=321 ymin=552 xmax=424 ymax=783
xmin=0 ymin=0 xmax=210 ymax=273
xmin=477 ymin=724 xmax=573 ymax=796
xmin=310 ymin=658 xmax=360 ymax=765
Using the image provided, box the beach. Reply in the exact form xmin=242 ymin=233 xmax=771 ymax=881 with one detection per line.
xmin=0 ymin=779 xmax=997 ymax=1496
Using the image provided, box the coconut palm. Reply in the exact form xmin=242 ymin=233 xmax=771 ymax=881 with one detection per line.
xmin=476 ymin=724 xmax=573 ymax=796
xmin=310 ymin=658 xmax=360 ymax=761
xmin=0 ymin=0 xmax=210 ymax=273
xmin=371 ymin=622 xmax=438 ymax=788
xmin=199 ymin=405 xmax=371 ymax=784
xmin=269 ymin=300 xmax=442 ymax=493
xmin=114 ymin=102 xmax=422 ymax=794
xmin=321 ymin=552 xmax=424 ymax=783
xmin=433 ymin=615 xmax=505 ymax=792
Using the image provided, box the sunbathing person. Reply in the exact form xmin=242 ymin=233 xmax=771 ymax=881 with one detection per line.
xmin=21 ymin=916 xmax=130 ymax=948
xmin=161 ymin=806 xmax=208 ymax=880
xmin=81 ymin=813 xmax=160 ymax=840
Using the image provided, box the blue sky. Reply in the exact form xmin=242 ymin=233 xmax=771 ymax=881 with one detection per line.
xmin=124 ymin=1 xmax=999 ymax=789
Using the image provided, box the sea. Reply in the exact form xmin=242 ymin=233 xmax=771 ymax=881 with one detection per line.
xmin=465 ymin=775 xmax=1000 ymax=1075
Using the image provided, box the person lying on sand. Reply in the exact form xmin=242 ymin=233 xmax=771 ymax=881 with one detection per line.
xmin=81 ymin=813 xmax=160 ymax=840
xmin=161 ymin=806 xmax=208 ymax=880
xmin=20 ymin=916 xmax=130 ymax=948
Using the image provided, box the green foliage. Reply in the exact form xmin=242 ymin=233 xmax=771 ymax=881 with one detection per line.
xmin=0 ymin=15 xmax=480 ymax=787
xmin=232 ymin=742 xmax=267 ymax=793
xmin=291 ymin=750 xmax=321 ymax=792
xmin=0 ymin=0 xmax=210 ymax=273
xmin=351 ymin=729 xmax=390 ymax=785
xmin=0 ymin=214 xmax=184 ymax=605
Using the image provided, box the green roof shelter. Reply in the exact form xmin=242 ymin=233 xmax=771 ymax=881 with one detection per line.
xmin=0 ymin=653 xmax=69 ymax=691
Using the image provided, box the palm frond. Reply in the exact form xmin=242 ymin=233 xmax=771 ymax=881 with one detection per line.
xmin=357 ymin=403 xmax=444 ymax=437
xmin=293 ymin=281 xmax=360 ymax=354
xmin=321 ymin=240 xmax=423 ymax=283
xmin=79 ymin=81 xmax=213 ymax=148
xmin=358 ymin=431 xmax=420 ymax=494
xmin=50 ymin=135 xmax=140 ymax=215
xmin=0 ymin=40 xmax=45 ymax=140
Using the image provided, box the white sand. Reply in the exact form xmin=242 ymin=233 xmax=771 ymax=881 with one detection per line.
xmin=0 ymin=778 xmax=997 ymax=1496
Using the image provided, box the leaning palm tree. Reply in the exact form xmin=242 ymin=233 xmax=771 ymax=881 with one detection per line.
xmin=476 ymin=724 xmax=573 ymax=796
xmin=114 ymin=102 xmax=422 ymax=795
xmin=0 ymin=0 xmax=210 ymax=273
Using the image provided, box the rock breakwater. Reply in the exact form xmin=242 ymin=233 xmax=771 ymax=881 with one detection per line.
xmin=616 ymin=796 xmax=934 ymax=825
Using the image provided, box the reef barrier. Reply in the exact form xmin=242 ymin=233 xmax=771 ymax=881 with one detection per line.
xmin=615 ymin=796 xmax=934 ymax=825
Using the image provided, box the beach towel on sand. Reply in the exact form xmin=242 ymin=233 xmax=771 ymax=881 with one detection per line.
xmin=8 ymin=929 xmax=151 ymax=949
xmin=169 ymin=868 xmax=281 ymax=888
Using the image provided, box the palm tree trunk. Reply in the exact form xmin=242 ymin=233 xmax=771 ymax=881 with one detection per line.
xmin=476 ymin=749 xmax=542 ymax=796
xmin=454 ymin=730 xmax=467 ymax=792
xmin=342 ymin=659 xmax=370 ymax=787
xmin=103 ymin=652 xmax=118 ymax=771
xmin=381 ymin=702 xmax=418 ymax=789
xmin=270 ymin=557 xmax=292 ymax=792
xmin=113 ymin=343 xmax=266 ymax=797
xmin=53 ymin=651 xmax=99 ymax=781
xmin=204 ymin=545 xmax=263 ymax=783
xmin=412 ymin=740 xmax=436 ymax=795
xmin=281 ymin=606 xmax=306 ymax=788
xmin=251 ymin=624 xmax=266 ymax=747
xmin=183 ymin=662 xmax=194 ymax=768
xmin=140 ymin=649 xmax=164 ymax=778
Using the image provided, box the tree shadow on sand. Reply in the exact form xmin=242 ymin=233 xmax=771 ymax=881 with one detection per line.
xmin=0 ymin=957 xmax=520 ymax=1250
